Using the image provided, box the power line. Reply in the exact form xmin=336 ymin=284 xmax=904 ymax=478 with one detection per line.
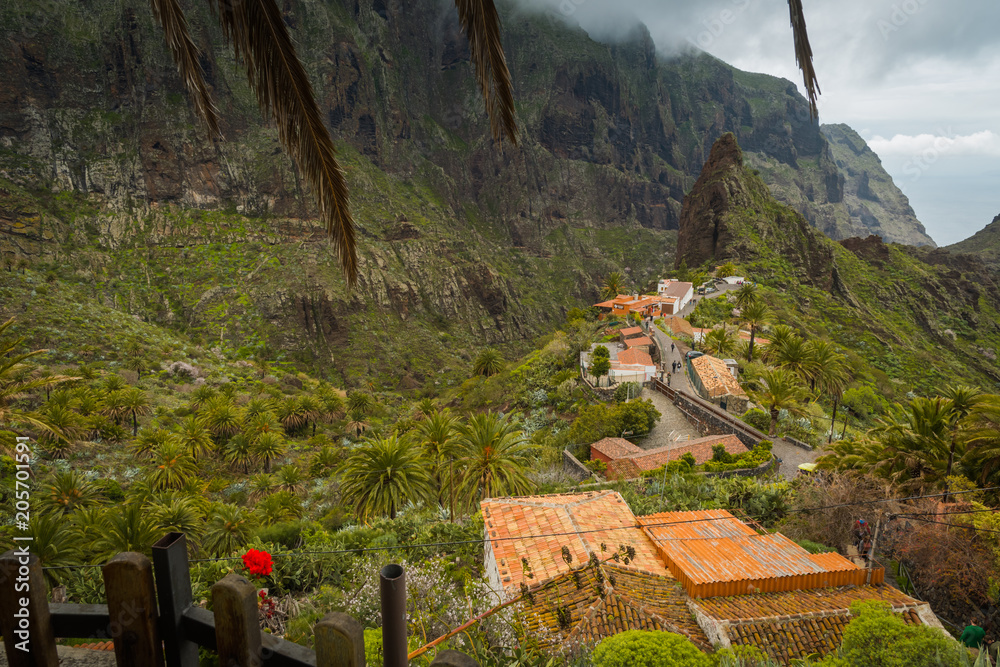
xmin=895 ymin=515 xmax=1000 ymax=535
xmin=37 ymin=486 xmax=999 ymax=570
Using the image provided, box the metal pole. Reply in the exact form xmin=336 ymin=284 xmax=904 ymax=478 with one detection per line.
xmin=380 ymin=564 xmax=407 ymax=667
xmin=152 ymin=532 xmax=199 ymax=667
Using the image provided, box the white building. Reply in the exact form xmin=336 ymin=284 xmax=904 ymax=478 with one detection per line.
xmin=656 ymin=279 xmax=694 ymax=314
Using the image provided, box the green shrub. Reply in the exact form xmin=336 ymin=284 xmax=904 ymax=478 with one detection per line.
xmin=795 ymin=539 xmax=837 ymax=554
xmin=819 ymin=600 xmax=968 ymax=667
xmin=614 ymin=382 xmax=641 ymax=403
xmin=364 ymin=628 xmax=382 ymax=667
xmin=711 ymin=444 xmax=734 ymax=463
xmin=592 ymin=630 xmax=712 ymax=667
xmin=257 ymin=520 xmax=306 ymax=549
xmin=741 ymin=408 xmax=770 ymax=433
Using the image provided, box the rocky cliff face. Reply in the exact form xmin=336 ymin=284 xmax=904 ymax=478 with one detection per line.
xmin=819 ymin=124 xmax=935 ymax=246
xmin=0 ymin=0 xmax=940 ymax=381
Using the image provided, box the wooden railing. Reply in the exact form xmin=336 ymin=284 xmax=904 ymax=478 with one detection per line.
xmin=1 ymin=533 xmax=478 ymax=667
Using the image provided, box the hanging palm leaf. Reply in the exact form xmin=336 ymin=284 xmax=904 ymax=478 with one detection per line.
xmin=787 ymin=0 xmax=820 ymax=118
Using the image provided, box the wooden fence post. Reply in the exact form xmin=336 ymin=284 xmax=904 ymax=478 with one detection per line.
xmin=102 ymin=552 xmax=165 ymax=667
xmin=212 ymin=572 xmax=262 ymax=667
xmin=152 ymin=532 xmax=200 ymax=667
xmin=314 ymin=612 xmax=365 ymax=667
xmin=0 ymin=549 xmax=59 ymax=667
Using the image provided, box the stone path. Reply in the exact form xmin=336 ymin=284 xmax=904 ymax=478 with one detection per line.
xmin=636 ymin=385 xmax=701 ymax=451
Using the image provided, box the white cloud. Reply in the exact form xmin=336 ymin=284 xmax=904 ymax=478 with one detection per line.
xmin=866 ymin=131 xmax=1000 ymax=158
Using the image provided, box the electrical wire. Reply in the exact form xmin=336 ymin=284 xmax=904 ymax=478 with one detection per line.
xmin=35 ymin=485 xmax=1000 ymax=570
xmin=892 ymin=515 xmax=1000 ymax=535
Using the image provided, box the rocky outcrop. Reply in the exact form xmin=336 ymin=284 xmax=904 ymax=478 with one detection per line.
xmin=676 ymin=133 xmax=834 ymax=289
xmin=946 ymin=214 xmax=1000 ymax=268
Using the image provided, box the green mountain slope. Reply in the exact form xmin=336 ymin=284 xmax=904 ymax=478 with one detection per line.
xmin=677 ymin=133 xmax=1000 ymax=392
xmin=0 ymin=0 xmax=937 ymax=385
xmin=947 ymin=214 xmax=1000 ymax=267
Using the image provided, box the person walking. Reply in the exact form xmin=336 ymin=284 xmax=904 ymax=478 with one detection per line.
xmin=671 ymin=342 xmax=675 ymax=353
xmin=666 ymin=372 xmax=671 ymax=387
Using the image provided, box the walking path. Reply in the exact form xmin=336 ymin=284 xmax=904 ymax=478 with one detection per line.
xmin=642 ymin=289 xmax=822 ymax=480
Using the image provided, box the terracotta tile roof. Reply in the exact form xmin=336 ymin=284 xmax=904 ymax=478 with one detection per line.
xmin=637 ymin=511 xmax=867 ymax=598
xmin=482 ymin=492 xmax=668 ymax=594
xmin=624 ymin=336 xmax=654 ymax=347
xmin=615 ymin=349 xmax=653 ymax=366
xmin=738 ymin=330 xmax=770 ymax=345
xmin=517 ymin=562 xmax=711 ymax=652
xmin=619 ymin=326 xmax=644 ymax=336
xmin=590 ymin=437 xmax=642 ymax=460
xmin=594 ymin=300 xmax=617 ymax=308
xmin=606 ymin=436 xmax=749 ymax=480
xmin=726 ymin=606 xmax=923 ymax=665
xmin=690 ymin=355 xmax=746 ymax=398
xmin=73 ymin=641 xmax=116 ymax=651
xmin=694 ymin=583 xmax=922 ymax=621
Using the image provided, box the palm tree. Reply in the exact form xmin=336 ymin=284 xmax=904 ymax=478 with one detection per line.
xmin=748 ymin=368 xmax=809 ymax=436
xmin=940 ymin=385 xmax=981 ymax=487
xmin=224 ymin=434 xmax=255 ymax=474
xmin=92 ymin=504 xmax=160 ymax=559
xmin=199 ymin=396 xmax=243 ymax=444
xmin=870 ymin=397 xmax=954 ymax=492
xmin=175 ymin=415 xmax=213 ymax=461
xmin=40 ymin=470 xmax=100 ymax=516
xmin=740 ymin=300 xmax=771 ymax=362
xmin=763 ymin=325 xmax=797 ymax=361
xmin=805 ymin=340 xmax=850 ymax=443
xmin=309 ymin=445 xmax=341 ymax=477
xmin=243 ymin=397 xmax=275 ymax=418
xmin=734 ymin=283 xmax=758 ymax=310
xmin=147 ymin=493 xmax=205 ymax=548
xmin=716 ymin=262 xmax=737 ymax=278
xmin=297 ymin=394 xmax=323 ymax=437
xmin=317 ymin=387 xmax=346 ymax=426
xmin=148 ymin=440 xmax=199 ymax=491
xmin=132 ymin=428 xmax=174 ymax=459
xmin=473 ymin=348 xmax=504 ymax=377
xmin=458 ymin=412 xmax=536 ymax=502
xmin=0 ymin=318 xmax=73 ymax=449
xmin=24 ymin=514 xmax=82 ymax=587
xmin=101 ymin=374 xmax=127 ymax=394
xmin=252 ymin=431 xmax=286 ymax=473
xmin=770 ymin=335 xmax=818 ymax=386
xmin=202 ymin=504 xmax=254 ymax=557
xmin=962 ymin=393 xmax=1000 ymax=484
xmin=248 ymin=473 xmax=277 ymax=501
xmin=256 ymin=490 xmax=303 ymax=526
xmin=189 ymin=385 xmax=216 ymax=411
xmin=37 ymin=404 xmax=86 ymax=458
xmin=602 ymin=271 xmax=626 ymax=298
xmin=703 ymin=326 xmax=738 ymax=358
xmin=276 ymin=396 xmax=308 ymax=434
xmin=120 ymin=386 xmax=152 ymax=436
xmin=274 ymin=465 xmax=305 ymax=495
xmin=339 ymin=435 xmax=434 ymax=520
xmin=417 ymin=410 xmax=462 ymax=521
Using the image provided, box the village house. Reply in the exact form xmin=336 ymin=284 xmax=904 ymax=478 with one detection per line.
xmin=579 ymin=344 xmax=656 ymax=386
xmin=594 ymin=292 xmax=682 ymax=320
xmin=482 ymin=491 xmax=948 ymax=664
xmin=657 ymin=279 xmax=694 ymax=313
xmin=689 ymin=354 xmax=749 ymax=414
xmin=590 ymin=434 xmax=749 ymax=480
xmin=617 ymin=326 xmax=644 ymax=343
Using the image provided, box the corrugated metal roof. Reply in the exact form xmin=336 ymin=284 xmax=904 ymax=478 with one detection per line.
xmin=638 ymin=510 xmax=866 ymax=598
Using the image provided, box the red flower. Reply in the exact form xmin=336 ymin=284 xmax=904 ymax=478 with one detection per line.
xmin=241 ymin=549 xmax=273 ymax=577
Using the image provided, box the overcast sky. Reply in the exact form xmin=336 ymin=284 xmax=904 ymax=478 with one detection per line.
xmin=517 ymin=0 xmax=1000 ymax=246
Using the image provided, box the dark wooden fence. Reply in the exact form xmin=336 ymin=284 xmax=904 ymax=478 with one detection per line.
xmin=0 ymin=533 xmax=478 ymax=667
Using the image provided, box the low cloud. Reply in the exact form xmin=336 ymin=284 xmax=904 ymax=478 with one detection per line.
xmin=867 ymin=131 xmax=1000 ymax=158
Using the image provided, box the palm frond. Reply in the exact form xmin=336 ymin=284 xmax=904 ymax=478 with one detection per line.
xmin=149 ymin=0 xmax=221 ymax=137
xmin=454 ymin=0 xmax=518 ymax=146
xmin=210 ymin=0 xmax=357 ymax=284
xmin=787 ymin=0 xmax=820 ymax=118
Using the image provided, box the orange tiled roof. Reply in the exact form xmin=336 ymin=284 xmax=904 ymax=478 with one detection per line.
xmin=616 ymin=349 xmax=654 ymax=366
xmin=619 ymin=326 xmax=644 ymax=336
xmin=72 ymin=642 xmax=116 ymax=651
xmin=482 ymin=492 xmax=669 ymax=593
xmin=694 ymin=583 xmax=921 ymax=621
xmin=638 ymin=511 xmax=869 ymax=598
xmin=606 ymin=436 xmax=749 ymax=479
xmin=738 ymin=330 xmax=770 ymax=345
xmin=624 ymin=336 xmax=654 ymax=348
xmin=591 ymin=437 xmax=642 ymax=460
xmin=517 ymin=561 xmax=711 ymax=652
xmin=690 ymin=355 xmax=746 ymax=397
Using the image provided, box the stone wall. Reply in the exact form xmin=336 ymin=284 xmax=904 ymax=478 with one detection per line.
xmin=563 ymin=449 xmax=595 ymax=481
xmin=651 ymin=379 xmax=767 ymax=449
